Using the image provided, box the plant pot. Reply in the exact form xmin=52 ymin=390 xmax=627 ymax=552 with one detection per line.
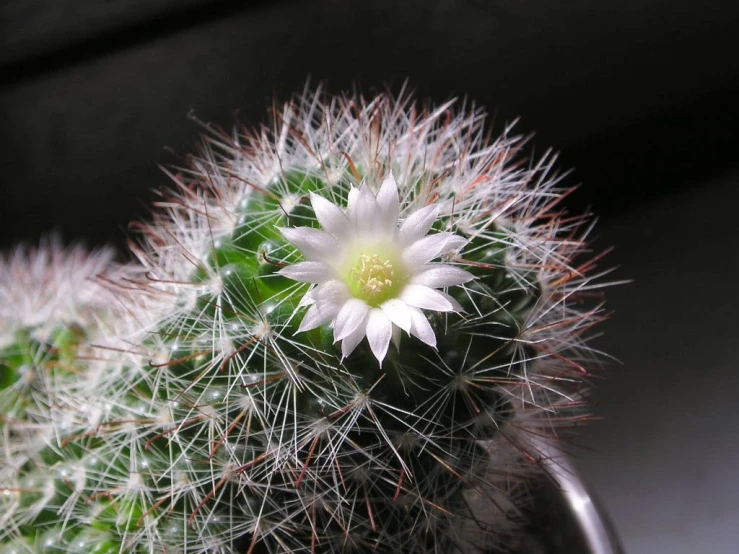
xmin=515 ymin=442 xmax=625 ymax=554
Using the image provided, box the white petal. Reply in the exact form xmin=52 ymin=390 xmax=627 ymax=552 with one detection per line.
xmin=296 ymin=281 xmax=347 ymax=332
xmin=334 ymin=298 xmax=371 ymax=341
xmin=298 ymin=301 xmax=341 ymax=333
xmin=312 ymin=279 xmax=350 ymax=304
xmin=410 ymin=264 xmax=475 ymax=288
xmin=398 ymin=204 xmax=439 ymax=246
xmin=298 ymin=287 xmax=316 ymax=307
xmin=341 ymin=317 xmax=368 ymax=359
xmin=380 ymin=298 xmax=412 ymax=333
xmin=376 ymin=174 xmax=400 ymax=231
xmin=391 ymin=324 xmax=402 ymax=350
xmin=278 ymin=261 xmax=334 ymax=283
xmin=366 ymin=309 xmax=393 ymax=365
xmin=408 ymin=307 xmax=436 ymax=348
xmin=402 ymin=232 xmax=467 ymax=268
xmin=400 ymin=284 xmax=461 ymax=312
xmin=346 ymin=186 xmax=360 ymax=217
xmin=354 ymin=184 xmax=379 ymax=236
xmin=310 ymin=193 xmax=350 ymax=237
xmin=434 ymin=289 xmax=463 ymax=312
xmin=279 ymin=227 xmax=339 ymax=261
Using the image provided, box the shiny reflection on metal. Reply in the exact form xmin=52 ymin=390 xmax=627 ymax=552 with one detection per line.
xmin=533 ymin=439 xmax=625 ymax=554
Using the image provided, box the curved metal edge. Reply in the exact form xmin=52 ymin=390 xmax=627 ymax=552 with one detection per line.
xmin=534 ymin=439 xmax=625 ymax=554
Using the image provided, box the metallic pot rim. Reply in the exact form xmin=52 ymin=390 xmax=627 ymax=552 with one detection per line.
xmin=528 ymin=438 xmax=625 ymax=554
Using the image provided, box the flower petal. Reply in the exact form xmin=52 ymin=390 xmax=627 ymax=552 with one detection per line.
xmin=341 ymin=317 xmax=368 ymax=359
xmin=310 ymin=192 xmax=350 ymax=237
xmin=398 ymin=204 xmax=439 ymax=246
xmin=278 ymin=261 xmax=334 ymax=283
xmin=366 ymin=309 xmax=393 ymax=365
xmin=312 ymin=279 xmax=350 ymax=304
xmin=354 ymin=184 xmax=380 ymax=236
xmin=400 ymin=284 xmax=462 ymax=312
xmin=346 ymin=186 xmax=360 ymax=219
xmin=334 ymin=298 xmax=371 ymax=341
xmin=296 ymin=280 xmax=348 ymax=332
xmin=391 ymin=324 xmax=402 ymax=350
xmin=402 ymin=232 xmax=467 ymax=268
xmin=376 ymin=173 xmax=400 ymax=232
xmin=380 ymin=298 xmax=411 ymax=333
xmin=410 ymin=264 xmax=475 ymax=288
xmin=297 ymin=301 xmax=341 ymax=333
xmin=408 ymin=307 xmax=436 ymax=348
xmin=298 ymin=291 xmax=315 ymax=308
xmin=434 ymin=289 xmax=463 ymax=312
xmin=279 ymin=227 xmax=340 ymax=261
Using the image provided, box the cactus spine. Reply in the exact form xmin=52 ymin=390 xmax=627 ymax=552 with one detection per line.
xmin=1 ymin=88 xmax=609 ymax=553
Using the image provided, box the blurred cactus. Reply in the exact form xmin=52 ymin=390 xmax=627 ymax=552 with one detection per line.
xmin=0 ymin=88 xmax=610 ymax=553
xmin=0 ymin=240 xmax=138 ymax=553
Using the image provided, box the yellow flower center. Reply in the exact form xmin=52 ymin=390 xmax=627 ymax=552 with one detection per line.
xmin=346 ymin=253 xmax=404 ymax=306
xmin=353 ymin=253 xmax=394 ymax=293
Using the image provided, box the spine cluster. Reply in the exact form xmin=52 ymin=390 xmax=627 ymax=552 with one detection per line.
xmin=0 ymin=88 xmax=610 ymax=553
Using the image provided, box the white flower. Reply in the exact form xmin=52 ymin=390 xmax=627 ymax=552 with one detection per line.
xmin=278 ymin=173 xmax=474 ymax=365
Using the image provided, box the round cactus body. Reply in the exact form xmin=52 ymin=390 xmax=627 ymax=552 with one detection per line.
xmin=1 ymin=89 xmax=609 ymax=554
xmin=0 ymin=240 xmax=140 ymax=550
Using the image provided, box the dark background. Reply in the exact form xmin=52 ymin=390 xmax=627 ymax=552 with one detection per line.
xmin=2 ymin=1 xmax=738 ymax=552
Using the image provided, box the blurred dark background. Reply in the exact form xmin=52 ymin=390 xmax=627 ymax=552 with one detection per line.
xmin=2 ymin=1 xmax=738 ymax=552
xmin=2 ymin=0 xmax=738 ymax=248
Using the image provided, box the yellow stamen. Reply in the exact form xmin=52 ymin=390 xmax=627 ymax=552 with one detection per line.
xmin=350 ymin=254 xmax=396 ymax=303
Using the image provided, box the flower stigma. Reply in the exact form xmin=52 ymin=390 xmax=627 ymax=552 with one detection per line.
xmin=347 ymin=252 xmax=404 ymax=306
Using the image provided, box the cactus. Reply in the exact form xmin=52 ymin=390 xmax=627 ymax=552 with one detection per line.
xmin=0 ymin=88 xmax=610 ymax=553
xmin=0 ymin=239 xmax=139 ymax=552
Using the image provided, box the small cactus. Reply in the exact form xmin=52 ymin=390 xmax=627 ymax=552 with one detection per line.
xmin=0 ymin=239 xmax=139 ymax=552
xmin=1 ymin=88 xmax=610 ymax=553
